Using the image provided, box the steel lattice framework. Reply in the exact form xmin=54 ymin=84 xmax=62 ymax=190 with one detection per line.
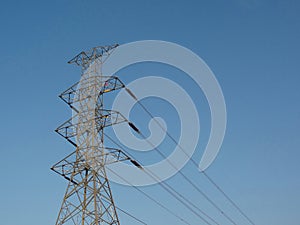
xmin=52 ymin=45 xmax=141 ymax=225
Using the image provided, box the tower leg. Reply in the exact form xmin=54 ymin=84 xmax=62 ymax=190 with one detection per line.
xmin=55 ymin=161 xmax=120 ymax=225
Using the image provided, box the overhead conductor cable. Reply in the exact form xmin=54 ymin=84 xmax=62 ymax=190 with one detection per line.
xmin=125 ymin=86 xmax=256 ymax=225
xmin=105 ymin=133 xmax=218 ymax=225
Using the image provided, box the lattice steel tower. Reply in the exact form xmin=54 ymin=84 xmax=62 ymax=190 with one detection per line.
xmin=52 ymin=45 xmax=141 ymax=225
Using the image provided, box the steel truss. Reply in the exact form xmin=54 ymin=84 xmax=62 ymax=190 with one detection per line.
xmin=52 ymin=45 xmax=140 ymax=225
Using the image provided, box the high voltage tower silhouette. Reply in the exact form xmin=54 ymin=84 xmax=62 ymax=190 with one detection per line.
xmin=51 ymin=44 xmax=142 ymax=225
xmin=52 ymin=44 xmax=256 ymax=225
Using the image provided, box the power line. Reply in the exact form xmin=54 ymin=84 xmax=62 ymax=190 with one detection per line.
xmin=138 ymin=102 xmax=255 ymax=224
xmin=102 ymin=199 xmax=148 ymax=225
xmin=137 ymin=131 xmax=237 ymax=225
xmin=124 ymin=87 xmax=256 ymax=225
xmin=106 ymin=166 xmax=193 ymax=225
xmin=105 ymin=133 xmax=219 ymax=225
xmin=202 ymin=171 xmax=256 ymax=225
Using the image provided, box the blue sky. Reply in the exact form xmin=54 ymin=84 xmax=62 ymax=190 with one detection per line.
xmin=0 ymin=0 xmax=299 ymax=224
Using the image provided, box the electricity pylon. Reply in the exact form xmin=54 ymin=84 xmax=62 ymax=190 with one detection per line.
xmin=52 ymin=45 xmax=141 ymax=225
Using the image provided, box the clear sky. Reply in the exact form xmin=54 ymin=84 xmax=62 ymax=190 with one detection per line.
xmin=0 ymin=0 xmax=299 ymax=225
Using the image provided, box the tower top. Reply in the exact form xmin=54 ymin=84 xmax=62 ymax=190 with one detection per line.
xmin=68 ymin=44 xmax=119 ymax=69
